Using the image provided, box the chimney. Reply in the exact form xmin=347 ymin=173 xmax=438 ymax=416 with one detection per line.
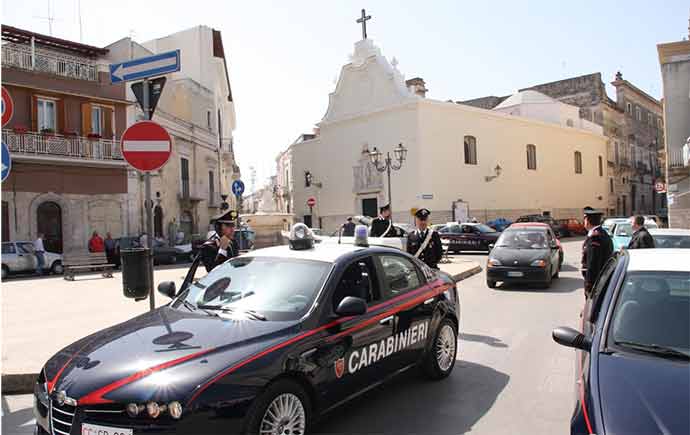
xmin=406 ymin=77 xmax=428 ymax=98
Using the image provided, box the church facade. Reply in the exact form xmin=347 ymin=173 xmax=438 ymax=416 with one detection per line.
xmin=276 ymin=38 xmax=609 ymax=232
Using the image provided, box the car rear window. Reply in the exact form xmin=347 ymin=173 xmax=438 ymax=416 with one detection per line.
xmin=495 ymin=229 xmax=548 ymax=249
xmin=653 ymin=235 xmax=690 ymax=249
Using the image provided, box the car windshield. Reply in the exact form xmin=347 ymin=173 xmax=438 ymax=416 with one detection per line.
xmin=475 ymin=224 xmax=497 ymax=234
xmin=653 ymin=235 xmax=690 ymax=249
xmin=175 ymin=256 xmax=331 ymax=321
xmin=495 ymin=229 xmax=548 ymax=249
xmin=17 ymin=242 xmax=34 ymax=254
xmin=610 ymin=271 xmax=690 ymax=358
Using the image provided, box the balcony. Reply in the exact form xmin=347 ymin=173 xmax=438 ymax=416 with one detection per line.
xmin=669 ymin=149 xmax=688 ymax=169
xmin=1 ymin=42 xmax=98 ymax=81
xmin=2 ymin=130 xmax=123 ymax=164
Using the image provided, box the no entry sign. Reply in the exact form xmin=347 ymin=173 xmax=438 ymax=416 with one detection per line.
xmin=307 ymin=197 xmax=317 ymax=207
xmin=120 ymin=120 xmax=172 ymax=172
xmin=2 ymin=86 xmax=14 ymax=127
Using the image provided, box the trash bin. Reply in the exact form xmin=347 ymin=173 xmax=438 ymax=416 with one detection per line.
xmin=121 ymin=248 xmax=152 ymax=299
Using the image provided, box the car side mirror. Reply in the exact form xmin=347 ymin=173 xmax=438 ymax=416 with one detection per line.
xmin=488 ymin=244 xmax=495 ymax=250
xmin=552 ymin=326 xmax=591 ymax=351
xmin=157 ymin=281 xmax=177 ymax=299
xmin=335 ymin=296 xmax=367 ymax=317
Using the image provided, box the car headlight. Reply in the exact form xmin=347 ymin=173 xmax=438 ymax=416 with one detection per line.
xmin=530 ymin=259 xmax=547 ymax=268
xmin=146 ymin=402 xmax=160 ymax=418
xmin=168 ymin=401 xmax=183 ymax=419
xmin=487 ymin=258 xmax=501 ymax=267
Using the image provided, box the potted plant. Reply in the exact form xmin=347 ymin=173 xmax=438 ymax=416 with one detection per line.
xmin=41 ymin=128 xmax=56 ymax=136
xmin=12 ymin=125 xmax=28 ymax=134
xmin=87 ymin=133 xmax=102 ymax=140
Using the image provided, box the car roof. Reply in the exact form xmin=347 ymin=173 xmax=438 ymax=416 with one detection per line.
xmin=648 ymin=228 xmax=690 ymax=236
xmin=509 ymin=222 xmax=549 ymax=229
xmin=604 ymin=218 xmax=629 ymax=222
xmin=245 ymin=243 xmax=400 ymax=264
xmin=626 ymin=249 xmax=690 ymax=272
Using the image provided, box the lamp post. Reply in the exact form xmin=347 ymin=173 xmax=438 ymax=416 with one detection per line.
xmin=369 ymin=143 xmax=407 ymax=210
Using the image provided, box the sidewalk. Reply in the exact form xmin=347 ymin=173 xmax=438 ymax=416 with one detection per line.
xmin=1 ymin=259 xmax=480 ymax=394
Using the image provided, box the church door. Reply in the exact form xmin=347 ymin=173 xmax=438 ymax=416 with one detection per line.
xmin=362 ymin=198 xmax=378 ymax=218
xmin=37 ymin=202 xmax=63 ymax=253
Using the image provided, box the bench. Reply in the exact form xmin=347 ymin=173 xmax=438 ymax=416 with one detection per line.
xmin=63 ymin=252 xmax=115 ymax=281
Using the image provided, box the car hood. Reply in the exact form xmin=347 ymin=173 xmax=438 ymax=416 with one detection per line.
xmin=490 ymin=247 xmax=549 ymax=266
xmin=44 ymin=306 xmax=300 ymax=403
xmin=598 ymin=353 xmax=690 ymax=434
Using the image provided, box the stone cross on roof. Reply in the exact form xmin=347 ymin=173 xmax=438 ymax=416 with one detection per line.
xmin=356 ymin=9 xmax=372 ymax=40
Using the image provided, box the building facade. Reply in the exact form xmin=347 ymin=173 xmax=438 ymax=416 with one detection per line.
xmin=276 ymin=38 xmax=609 ymax=233
xmin=658 ymin=36 xmax=690 ymax=228
xmin=105 ymin=26 xmax=238 ymax=243
xmin=1 ymin=25 xmax=130 ymax=253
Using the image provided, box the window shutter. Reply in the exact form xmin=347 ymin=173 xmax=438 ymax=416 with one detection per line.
xmin=103 ymin=107 xmax=113 ymax=139
xmin=81 ymin=102 xmax=92 ymax=136
xmin=31 ymin=95 xmax=38 ymax=131
xmin=56 ymin=99 xmax=65 ymax=133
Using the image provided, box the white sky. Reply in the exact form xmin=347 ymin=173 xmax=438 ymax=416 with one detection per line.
xmin=3 ymin=0 xmax=688 ymax=192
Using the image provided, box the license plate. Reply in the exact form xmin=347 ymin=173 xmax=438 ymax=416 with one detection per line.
xmin=507 ymin=271 xmax=524 ymax=277
xmin=82 ymin=423 xmax=133 ymax=435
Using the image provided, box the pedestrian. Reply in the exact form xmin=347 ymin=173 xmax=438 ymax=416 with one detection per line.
xmin=200 ymin=210 xmax=239 ymax=272
xmin=407 ymin=208 xmax=443 ymax=269
xmin=104 ymin=232 xmax=117 ymax=265
xmin=581 ymin=207 xmax=613 ymax=298
xmin=370 ymin=204 xmax=396 ymax=237
xmin=342 ymin=217 xmax=356 ymax=237
xmin=139 ymin=232 xmax=148 ymax=248
xmin=33 ymin=233 xmax=46 ymax=276
xmin=627 ymin=215 xmax=655 ymax=249
xmin=88 ymin=231 xmax=105 ymax=253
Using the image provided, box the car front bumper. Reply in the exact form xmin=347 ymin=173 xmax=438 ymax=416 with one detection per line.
xmin=486 ymin=266 xmax=550 ymax=283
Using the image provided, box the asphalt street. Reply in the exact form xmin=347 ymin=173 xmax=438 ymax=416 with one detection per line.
xmin=1 ymin=238 xmax=587 ymax=435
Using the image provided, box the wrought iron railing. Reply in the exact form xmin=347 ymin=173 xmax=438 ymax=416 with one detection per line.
xmin=2 ymin=130 xmax=123 ymax=161
xmin=1 ymin=43 xmax=98 ymax=81
xmin=669 ymin=149 xmax=688 ymax=169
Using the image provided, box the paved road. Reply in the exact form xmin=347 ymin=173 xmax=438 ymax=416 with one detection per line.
xmin=2 ymin=238 xmax=586 ymax=435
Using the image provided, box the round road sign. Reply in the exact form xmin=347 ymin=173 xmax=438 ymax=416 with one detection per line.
xmin=120 ymin=120 xmax=172 ymax=172
xmin=655 ymin=182 xmax=666 ymax=193
xmin=2 ymin=86 xmax=14 ymax=127
xmin=307 ymin=197 xmax=317 ymax=207
xmin=2 ymin=142 xmax=11 ymax=182
xmin=232 ymin=180 xmax=245 ymax=197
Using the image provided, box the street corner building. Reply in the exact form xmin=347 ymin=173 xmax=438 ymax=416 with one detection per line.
xmin=273 ymin=37 xmax=610 ymax=233
xmin=1 ymin=25 xmax=129 ymax=253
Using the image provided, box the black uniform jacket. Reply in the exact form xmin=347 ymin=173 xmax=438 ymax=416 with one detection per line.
xmin=370 ymin=217 xmax=396 ymax=237
xmin=582 ymin=226 xmax=613 ymax=295
xmin=628 ymin=227 xmax=655 ymax=249
xmin=407 ymin=228 xmax=443 ymax=269
xmin=200 ymin=237 xmax=239 ymax=272
xmin=342 ymin=222 xmax=356 ymax=237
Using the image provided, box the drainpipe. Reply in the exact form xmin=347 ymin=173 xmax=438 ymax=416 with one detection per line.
xmin=31 ymin=36 xmax=36 ymax=70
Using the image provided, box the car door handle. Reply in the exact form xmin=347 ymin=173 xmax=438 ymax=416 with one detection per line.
xmin=424 ymin=297 xmax=435 ymax=305
xmin=379 ymin=316 xmax=395 ymax=326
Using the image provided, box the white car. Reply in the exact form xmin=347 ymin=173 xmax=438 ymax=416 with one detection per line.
xmin=648 ymin=228 xmax=690 ymax=249
xmin=1 ymin=241 xmax=63 ymax=278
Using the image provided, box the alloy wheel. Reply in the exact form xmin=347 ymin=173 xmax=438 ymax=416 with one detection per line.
xmin=436 ymin=324 xmax=456 ymax=372
xmin=259 ymin=393 xmax=306 ymax=435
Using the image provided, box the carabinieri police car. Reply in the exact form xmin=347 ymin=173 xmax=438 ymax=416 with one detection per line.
xmin=34 ymin=224 xmax=460 ymax=435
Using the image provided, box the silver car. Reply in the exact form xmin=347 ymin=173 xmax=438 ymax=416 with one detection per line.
xmin=1 ymin=241 xmax=63 ymax=279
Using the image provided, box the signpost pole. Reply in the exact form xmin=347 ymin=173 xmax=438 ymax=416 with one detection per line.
xmin=142 ymin=78 xmax=155 ymax=311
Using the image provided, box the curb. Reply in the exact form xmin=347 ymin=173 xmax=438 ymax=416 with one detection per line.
xmin=451 ymin=265 xmax=482 ymax=283
xmin=2 ymin=373 xmax=37 ymax=395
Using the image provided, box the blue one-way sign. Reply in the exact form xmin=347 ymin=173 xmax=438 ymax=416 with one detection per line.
xmin=2 ymin=141 xmax=12 ymax=182
xmin=110 ymin=50 xmax=180 ymax=83
xmin=232 ymin=180 xmax=245 ymax=197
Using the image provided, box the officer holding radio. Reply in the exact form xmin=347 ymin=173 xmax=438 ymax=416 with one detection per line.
xmin=200 ymin=209 xmax=239 ymax=272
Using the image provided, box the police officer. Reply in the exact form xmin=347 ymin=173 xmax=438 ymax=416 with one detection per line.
xmin=200 ymin=210 xmax=239 ymax=272
xmin=407 ymin=208 xmax=443 ymax=269
xmin=342 ymin=217 xmax=356 ymax=237
xmin=370 ymin=204 xmax=396 ymax=237
xmin=581 ymin=207 xmax=613 ymax=298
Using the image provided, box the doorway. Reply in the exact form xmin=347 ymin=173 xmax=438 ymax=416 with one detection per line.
xmin=303 ymin=215 xmax=313 ymax=228
xmin=37 ymin=201 xmax=62 ymax=253
xmin=2 ymin=201 xmax=9 ymax=241
xmin=154 ymin=206 xmax=163 ymax=238
xmin=362 ymin=198 xmax=378 ymax=218
xmin=180 ymin=211 xmax=193 ymax=242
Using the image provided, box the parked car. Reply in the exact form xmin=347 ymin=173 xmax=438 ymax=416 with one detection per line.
xmin=487 ymin=218 xmax=512 ymax=232
xmin=115 ymin=237 xmax=182 ymax=265
xmin=602 ymin=217 xmax=629 ymax=234
xmin=648 ymin=228 xmax=690 ymax=249
xmin=486 ymin=222 xmax=563 ymax=289
xmin=437 ymin=222 xmax=500 ymax=253
xmin=552 ymin=249 xmax=690 ymax=435
xmin=1 ymin=241 xmax=63 ymax=278
xmin=556 ymin=218 xmax=586 ymax=237
xmin=610 ymin=220 xmax=659 ymax=251
xmin=515 ymin=214 xmax=561 ymax=237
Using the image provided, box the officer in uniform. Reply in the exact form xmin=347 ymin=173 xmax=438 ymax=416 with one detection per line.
xmin=200 ymin=210 xmax=239 ymax=272
xmin=370 ymin=204 xmax=396 ymax=237
xmin=581 ymin=207 xmax=613 ymax=298
xmin=407 ymin=208 xmax=443 ymax=269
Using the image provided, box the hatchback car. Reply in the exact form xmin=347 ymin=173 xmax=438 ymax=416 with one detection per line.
xmin=1 ymin=241 xmax=63 ymax=278
xmin=437 ymin=222 xmax=500 ymax=253
xmin=34 ymin=226 xmax=460 ymax=435
xmin=552 ymin=249 xmax=690 ymax=435
xmin=486 ymin=223 xmax=562 ymax=288
xmin=648 ymin=228 xmax=690 ymax=249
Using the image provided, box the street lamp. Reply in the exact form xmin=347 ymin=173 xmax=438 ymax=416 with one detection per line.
xmin=369 ymin=143 xmax=407 ymax=209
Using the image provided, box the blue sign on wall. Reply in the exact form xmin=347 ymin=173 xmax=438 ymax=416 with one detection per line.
xmin=1 ymin=142 xmax=11 ymax=182
xmin=232 ymin=180 xmax=245 ymax=197
xmin=110 ymin=50 xmax=180 ymax=83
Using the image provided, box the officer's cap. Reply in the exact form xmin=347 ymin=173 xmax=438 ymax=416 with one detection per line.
xmin=583 ymin=206 xmax=603 ymax=217
xmin=379 ymin=203 xmax=391 ymax=213
xmin=212 ymin=210 xmax=237 ymax=225
xmin=415 ymin=208 xmax=431 ymax=220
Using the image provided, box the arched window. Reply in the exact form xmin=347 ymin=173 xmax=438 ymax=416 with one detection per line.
xmin=37 ymin=201 xmax=62 ymax=253
xmin=463 ymin=136 xmax=477 ymax=165
xmin=574 ymin=151 xmax=583 ymax=174
xmin=526 ymin=144 xmax=537 ymax=170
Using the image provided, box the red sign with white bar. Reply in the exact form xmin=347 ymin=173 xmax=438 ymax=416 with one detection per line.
xmin=120 ymin=120 xmax=172 ymax=172
xmin=307 ymin=197 xmax=316 ymax=207
xmin=2 ymin=86 xmax=14 ymax=127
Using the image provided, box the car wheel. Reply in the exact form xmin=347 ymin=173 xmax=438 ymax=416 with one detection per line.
xmin=487 ymin=279 xmax=496 ymax=289
xmin=553 ymin=263 xmax=560 ymax=279
xmin=51 ymin=261 xmax=64 ymax=275
xmin=1 ymin=265 xmax=8 ymax=280
xmin=422 ymin=318 xmax=457 ymax=380
xmin=542 ymin=267 xmax=553 ymax=289
xmin=244 ymin=379 xmax=311 ymax=435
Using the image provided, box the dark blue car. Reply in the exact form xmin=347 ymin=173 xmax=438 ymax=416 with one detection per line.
xmin=553 ymin=249 xmax=690 ymax=434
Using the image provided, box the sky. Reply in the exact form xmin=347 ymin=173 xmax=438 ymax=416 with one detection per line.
xmin=3 ymin=0 xmax=689 ymax=192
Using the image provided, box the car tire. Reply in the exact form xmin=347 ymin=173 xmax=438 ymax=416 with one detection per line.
xmin=422 ymin=318 xmax=457 ymax=380
xmin=542 ymin=268 xmax=553 ymax=289
xmin=487 ymin=279 xmax=496 ymax=289
xmin=1 ymin=265 xmax=8 ymax=280
xmin=243 ymin=379 xmax=312 ymax=435
xmin=51 ymin=261 xmax=64 ymax=275
xmin=553 ymin=263 xmax=560 ymax=279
